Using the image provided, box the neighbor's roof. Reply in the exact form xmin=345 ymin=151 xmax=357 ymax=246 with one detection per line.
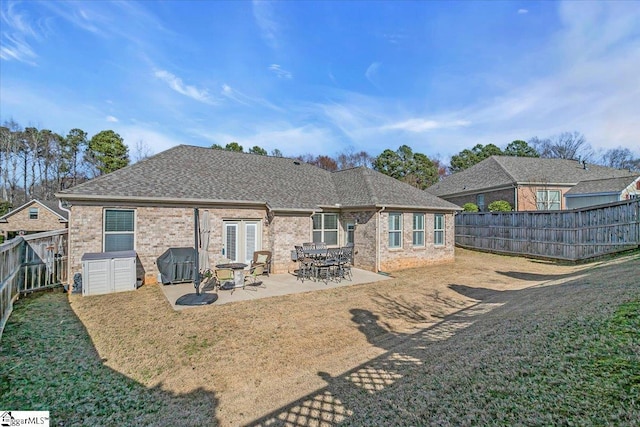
xmin=427 ymin=156 xmax=636 ymax=197
xmin=565 ymin=175 xmax=640 ymax=196
xmin=0 ymin=199 xmax=68 ymax=222
xmin=57 ymin=145 xmax=460 ymax=212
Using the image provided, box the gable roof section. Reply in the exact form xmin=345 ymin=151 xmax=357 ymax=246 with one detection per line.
xmin=333 ymin=167 xmax=460 ymax=210
xmin=0 ymin=199 xmax=68 ymax=223
xmin=565 ymin=175 xmax=640 ymax=196
xmin=58 ymin=145 xmax=459 ymax=212
xmin=428 ymin=156 xmax=636 ymax=197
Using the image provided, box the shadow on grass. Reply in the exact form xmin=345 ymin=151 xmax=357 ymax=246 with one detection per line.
xmin=246 ymin=253 xmax=640 ymax=426
xmin=0 ymin=290 xmax=219 ymax=427
xmin=495 ymin=270 xmax=577 ymax=282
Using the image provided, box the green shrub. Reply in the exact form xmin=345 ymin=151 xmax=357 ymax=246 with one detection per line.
xmin=488 ymin=200 xmax=512 ymax=211
xmin=462 ymin=203 xmax=479 ymax=212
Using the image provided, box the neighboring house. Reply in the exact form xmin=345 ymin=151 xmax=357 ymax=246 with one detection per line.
xmin=565 ymin=175 xmax=640 ymax=209
xmin=427 ymin=156 xmax=637 ymax=211
xmin=0 ymin=199 xmax=69 ymax=240
xmin=56 ymin=145 xmax=461 ymax=281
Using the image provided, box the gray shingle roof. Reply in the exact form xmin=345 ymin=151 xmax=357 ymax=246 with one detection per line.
xmin=58 ymin=145 xmax=459 ymax=211
xmin=565 ymin=175 xmax=640 ymax=196
xmin=427 ymin=156 xmax=637 ymax=197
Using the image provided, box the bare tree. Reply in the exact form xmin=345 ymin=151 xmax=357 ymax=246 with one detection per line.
xmin=336 ymin=149 xmax=373 ymax=169
xmin=599 ymin=147 xmax=640 ymax=172
xmin=132 ymin=139 xmax=153 ymax=163
xmin=529 ymin=131 xmax=593 ymax=161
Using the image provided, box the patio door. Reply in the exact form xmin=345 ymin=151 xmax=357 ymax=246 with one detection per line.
xmin=223 ymin=220 xmax=260 ymax=264
xmin=345 ymin=221 xmax=355 ymax=245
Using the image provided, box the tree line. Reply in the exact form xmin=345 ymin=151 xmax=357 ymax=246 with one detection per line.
xmin=0 ymin=120 xmax=130 ymax=208
xmin=2 ymin=118 xmax=638 ymax=214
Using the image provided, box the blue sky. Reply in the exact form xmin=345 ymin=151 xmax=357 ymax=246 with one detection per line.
xmin=1 ymin=0 xmax=639 ymax=162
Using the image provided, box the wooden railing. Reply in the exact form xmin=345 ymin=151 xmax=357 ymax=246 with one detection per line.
xmin=0 ymin=229 xmax=68 ymax=340
xmin=455 ymin=199 xmax=640 ymax=261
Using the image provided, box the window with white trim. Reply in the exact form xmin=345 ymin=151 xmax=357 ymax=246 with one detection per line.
xmin=388 ymin=213 xmax=402 ymax=248
xmin=312 ymin=213 xmax=338 ymax=245
xmin=434 ymin=214 xmax=445 ymax=246
xmin=104 ymin=209 xmax=135 ymax=252
xmin=29 ymin=208 xmax=39 ymax=220
xmin=412 ymin=213 xmax=425 ymax=246
xmin=536 ymin=190 xmax=561 ymax=210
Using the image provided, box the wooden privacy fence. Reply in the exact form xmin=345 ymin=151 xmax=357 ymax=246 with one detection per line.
xmin=0 ymin=229 xmax=68 ymax=341
xmin=455 ymin=199 xmax=640 ymax=261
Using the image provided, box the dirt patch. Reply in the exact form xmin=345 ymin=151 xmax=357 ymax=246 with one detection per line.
xmin=65 ymin=248 xmax=638 ymax=426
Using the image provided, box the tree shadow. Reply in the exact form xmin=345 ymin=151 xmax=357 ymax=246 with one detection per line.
xmin=495 ymin=270 xmax=577 ymax=282
xmin=0 ymin=290 xmax=219 ymax=426
xmin=245 ymin=253 xmax=639 ymax=426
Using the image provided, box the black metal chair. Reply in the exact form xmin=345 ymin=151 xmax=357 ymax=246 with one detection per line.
xmin=294 ymin=245 xmax=314 ymax=282
xmin=337 ymin=245 xmax=353 ymax=281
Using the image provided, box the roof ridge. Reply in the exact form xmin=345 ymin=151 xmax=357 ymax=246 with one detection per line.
xmin=490 ymin=156 xmax=518 ymax=182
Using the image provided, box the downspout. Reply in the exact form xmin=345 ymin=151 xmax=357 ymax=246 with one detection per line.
xmin=58 ymin=200 xmax=72 ymax=285
xmin=376 ymin=206 xmax=386 ymax=273
xmin=514 ymin=186 xmax=518 ymax=211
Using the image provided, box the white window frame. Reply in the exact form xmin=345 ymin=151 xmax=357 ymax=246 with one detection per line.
xmin=103 ymin=209 xmax=135 ymax=252
xmin=476 ymin=194 xmax=485 ymax=211
xmin=412 ymin=213 xmax=425 ymax=247
xmin=345 ymin=221 xmax=355 ymax=245
xmin=29 ymin=207 xmax=39 ymax=220
xmin=536 ymin=190 xmax=561 ymax=210
xmin=388 ymin=213 xmax=402 ymax=248
xmin=223 ymin=220 xmax=261 ymax=263
xmin=434 ymin=214 xmax=445 ymax=246
xmin=312 ymin=213 xmax=339 ymax=246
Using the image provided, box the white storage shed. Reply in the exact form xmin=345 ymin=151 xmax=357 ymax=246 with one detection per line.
xmin=81 ymin=250 xmax=137 ymax=296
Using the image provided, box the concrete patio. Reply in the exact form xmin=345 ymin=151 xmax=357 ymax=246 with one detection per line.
xmin=159 ymin=268 xmax=392 ymax=310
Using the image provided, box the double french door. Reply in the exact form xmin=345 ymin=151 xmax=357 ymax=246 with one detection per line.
xmin=223 ymin=220 xmax=261 ymax=264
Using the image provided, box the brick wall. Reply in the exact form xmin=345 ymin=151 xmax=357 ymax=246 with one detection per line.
xmin=68 ymin=204 xmax=457 ymax=282
xmin=378 ymin=211 xmax=455 ymax=272
xmin=341 ymin=211 xmax=377 ymax=271
xmin=270 ymin=214 xmax=312 ymax=274
xmin=68 ymin=204 xmax=269 ymax=280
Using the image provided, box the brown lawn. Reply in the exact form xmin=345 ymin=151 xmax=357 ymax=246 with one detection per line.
xmin=65 ymin=248 xmax=638 ymax=426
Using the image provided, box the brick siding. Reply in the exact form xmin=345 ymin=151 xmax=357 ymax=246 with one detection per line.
xmin=67 ymin=204 xmax=456 ymax=283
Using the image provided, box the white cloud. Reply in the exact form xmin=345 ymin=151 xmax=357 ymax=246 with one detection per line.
xmin=220 ymin=84 xmax=284 ymax=112
xmin=119 ymin=125 xmax=184 ymax=156
xmin=106 ymin=115 xmax=118 ymax=122
xmin=365 ymin=62 xmax=381 ymax=87
xmin=154 ymin=69 xmax=216 ymax=104
xmin=0 ymin=2 xmax=43 ymax=64
xmin=517 ymin=9 xmax=529 ymax=15
xmin=268 ymin=64 xmax=292 ymax=79
xmin=382 ymin=118 xmax=471 ymax=133
xmin=192 ymin=123 xmax=338 ymax=157
xmin=253 ymin=1 xmax=280 ymax=50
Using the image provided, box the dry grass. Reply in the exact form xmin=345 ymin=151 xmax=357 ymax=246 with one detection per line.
xmin=1 ymin=248 xmax=639 ymax=426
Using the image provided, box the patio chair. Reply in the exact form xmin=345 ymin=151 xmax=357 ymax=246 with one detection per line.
xmin=244 ymin=264 xmax=265 ymax=290
xmin=199 ymin=269 xmax=217 ymax=291
xmin=251 ymin=250 xmax=272 ymax=276
xmin=337 ymin=245 xmax=353 ymax=281
xmin=295 ymin=245 xmax=314 ymax=282
xmin=214 ymin=268 xmax=235 ymax=291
